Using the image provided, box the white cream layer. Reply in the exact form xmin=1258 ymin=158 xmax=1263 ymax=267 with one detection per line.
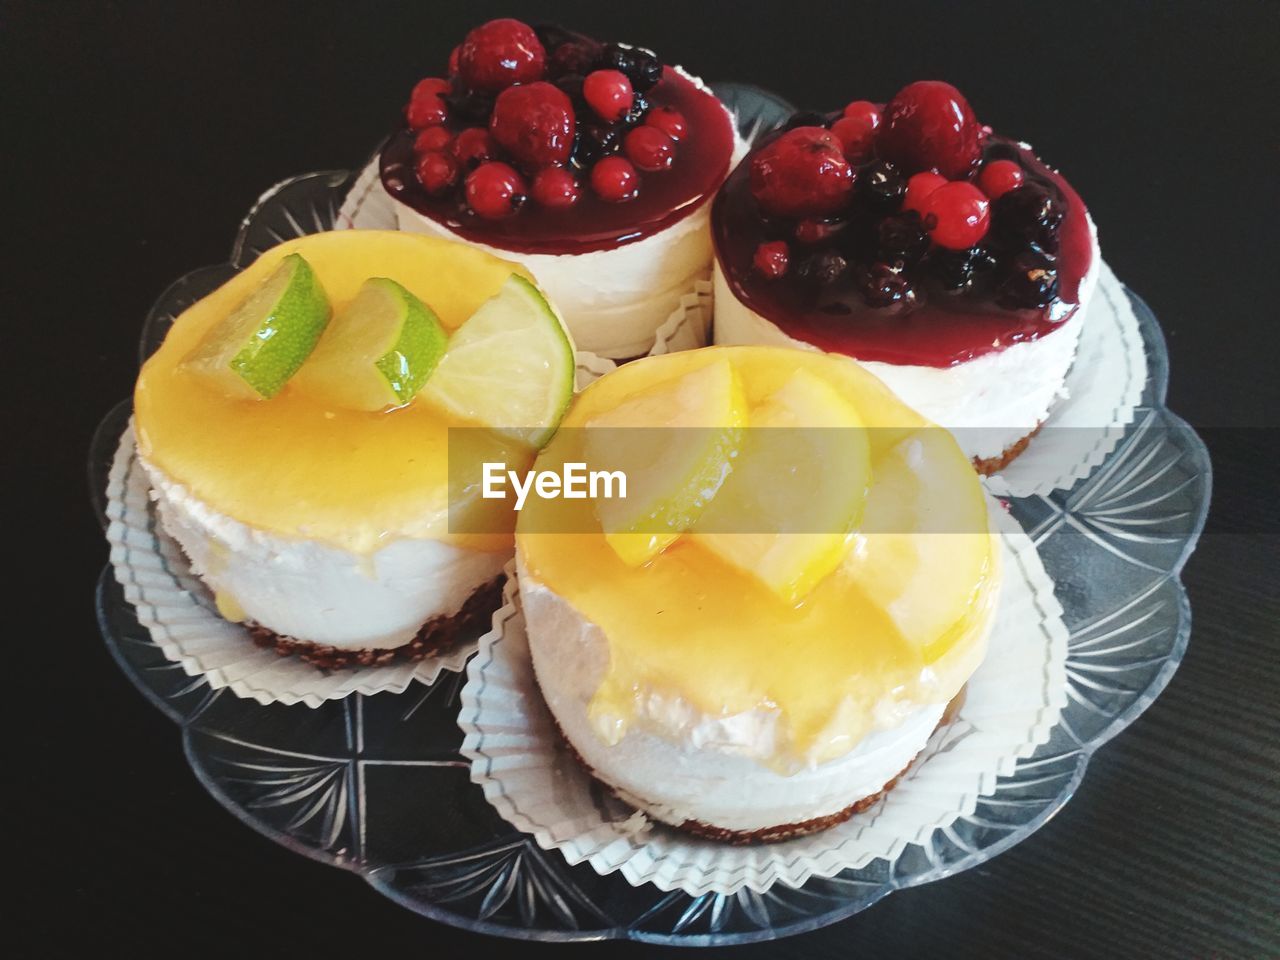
xmin=142 ymin=456 xmax=507 ymax=650
xmin=713 ymin=218 xmax=1101 ymax=462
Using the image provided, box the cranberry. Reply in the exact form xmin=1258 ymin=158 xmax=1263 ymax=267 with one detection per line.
xmin=623 ymin=125 xmax=675 ymax=172
xmin=920 ymin=181 xmax=991 ymax=250
xmin=902 ymin=171 xmax=947 ymax=215
xmin=583 ymin=69 xmax=634 ymax=122
xmin=452 ymin=127 xmax=498 ymax=169
xmin=448 ymin=45 xmax=461 ymax=77
xmin=489 ymin=81 xmax=575 ymax=167
xmin=406 ymin=77 xmax=450 ymax=129
xmin=977 ymin=159 xmax=1025 ymax=199
xmin=749 ymin=127 xmax=854 ymax=218
xmin=753 ymin=241 xmax=790 ymax=279
xmin=879 ymin=80 xmax=982 ymax=179
xmin=831 ymin=101 xmax=880 ymax=162
xmin=458 ymin=18 xmax=546 ymax=94
xmin=414 ymin=126 xmax=453 ymax=154
xmin=645 ymin=106 xmax=687 ymax=141
xmin=531 ymin=166 xmax=581 ymax=208
xmin=464 ymin=162 xmax=528 ymax=219
xmin=590 ymin=155 xmax=639 ymax=202
xmin=415 ymin=151 xmax=459 ymax=195
xmin=795 ymin=217 xmax=846 ymax=245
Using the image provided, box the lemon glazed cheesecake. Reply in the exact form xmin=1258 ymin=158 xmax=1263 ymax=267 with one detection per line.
xmin=378 ymin=17 xmax=743 ymax=358
xmin=133 ymin=230 xmax=575 ymax=666
xmin=515 ymin=345 xmax=1001 ymax=839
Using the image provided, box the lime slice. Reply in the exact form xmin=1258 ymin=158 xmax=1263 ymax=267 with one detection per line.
xmin=185 ymin=253 xmax=331 ymax=399
xmin=693 ymin=369 xmax=871 ymax=605
xmin=584 ymin=360 xmax=747 ymax=566
xmin=420 ymin=274 xmax=574 ymax=447
xmin=295 ymin=277 xmax=447 ymax=411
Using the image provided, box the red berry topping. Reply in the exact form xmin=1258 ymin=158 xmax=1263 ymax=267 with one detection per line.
xmin=794 ymin=217 xmax=845 ymax=245
xmin=531 ymin=166 xmax=581 ymax=208
xmin=464 ymin=161 xmax=528 ymax=219
xmin=414 ymin=151 xmax=459 ymax=195
xmin=645 ymin=106 xmax=687 ymax=141
xmin=458 ymin=18 xmax=546 ymax=94
xmin=879 ymin=81 xmax=982 ymax=179
xmin=749 ymin=127 xmax=855 ymax=218
xmin=831 ymin=101 xmax=880 ymax=162
xmin=452 ymin=127 xmax=498 ymax=169
xmin=623 ymin=125 xmax=675 ymax=172
xmin=406 ymin=77 xmax=450 ymax=129
xmin=590 ymin=156 xmax=640 ymax=202
xmin=902 ymin=171 xmax=947 ymax=215
xmin=977 ymin=159 xmax=1025 ymax=199
xmin=448 ymin=45 xmax=461 ymax=77
xmin=413 ymin=126 xmax=453 ymax=154
xmin=753 ymin=241 xmax=790 ymax=279
xmin=919 ymin=181 xmax=990 ymax=250
xmin=489 ymin=81 xmax=575 ymax=167
xmin=583 ymin=69 xmax=634 ymax=122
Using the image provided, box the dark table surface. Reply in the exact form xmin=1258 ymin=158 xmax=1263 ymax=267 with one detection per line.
xmin=7 ymin=1 xmax=1278 ymax=956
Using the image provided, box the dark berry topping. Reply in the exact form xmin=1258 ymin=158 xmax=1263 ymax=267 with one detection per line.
xmin=583 ymin=69 xmax=634 ymax=122
xmin=997 ymin=252 xmax=1059 ymax=308
xmin=831 ymin=101 xmax=880 ymax=162
xmin=859 ymin=159 xmax=906 ymax=213
xmin=919 ymin=181 xmax=990 ymax=250
xmin=645 ymin=106 xmax=686 ymax=141
xmin=489 ymin=82 xmax=575 ymax=167
xmin=798 ymin=251 xmax=849 ymax=286
xmin=902 ymin=171 xmax=946 ymax=215
xmin=458 ymin=18 xmax=547 ymax=94
xmin=879 ymin=80 xmax=982 ymax=179
xmin=452 ymin=127 xmax=498 ymax=169
xmin=414 ymin=126 xmax=453 ymax=154
xmin=860 ymin=262 xmax=917 ymax=308
xmin=795 ymin=217 xmax=847 ymax=245
xmin=624 ymin=125 xmax=676 ymax=171
xmin=877 ymin=212 xmax=930 ymax=265
xmin=749 ymin=127 xmax=855 ymax=218
xmin=443 ymin=89 xmax=495 ymax=125
xmin=464 ymin=161 xmax=528 ymax=219
xmin=414 ymin=151 xmax=459 ymax=195
xmin=597 ymin=43 xmax=662 ymax=92
xmin=590 ymin=155 xmax=640 ymax=202
xmin=571 ymin=120 xmax=623 ymax=169
xmin=406 ymin=78 xmax=450 ymax=129
xmin=928 ymin=246 xmax=996 ymax=293
xmin=977 ymin=159 xmax=1025 ymax=199
xmin=992 ymin=181 xmax=1064 ymax=248
xmin=620 ymin=90 xmax=650 ymax=127
xmin=531 ymin=166 xmax=581 ymax=208
xmin=753 ymin=241 xmax=790 ymax=279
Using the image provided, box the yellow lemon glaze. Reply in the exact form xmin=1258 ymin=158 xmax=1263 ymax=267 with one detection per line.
xmin=135 ymin=231 xmax=534 ymax=554
xmin=517 ymin=346 xmax=999 ymax=765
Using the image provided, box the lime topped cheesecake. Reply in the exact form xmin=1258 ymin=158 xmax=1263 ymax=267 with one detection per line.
xmin=134 ymin=230 xmax=575 ymax=665
xmin=516 ymin=345 xmax=1000 ymax=838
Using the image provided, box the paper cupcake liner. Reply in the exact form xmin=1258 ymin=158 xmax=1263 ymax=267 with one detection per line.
xmin=105 ymin=423 xmax=486 ymax=707
xmin=458 ymin=505 xmax=1068 ymax=895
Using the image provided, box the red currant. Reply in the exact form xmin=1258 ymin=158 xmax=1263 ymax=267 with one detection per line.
xmin=489 ymin=81 xmax=575 ymax=167
xmin=902 ymin=171 xmax=947 ymax=215
xmin=415 ymin=151 xmax=459 ymax=195
xmin=920 ymin=181 xmax=990 ymax=250
xmin=464 ymin=161 xmax=528 ymax=219
xmin=753 ymin=241 xmax=790 ymax=279
xmin=413 ymin=126 xmax=453 ymax=154
xmin=645 ymin=106 xmax=687 ymax=141
xmin=452 ymin=127 xmax=498 ymax=168
xmin=590 ymin=156 xmax=639 ymax=202
xmin=749 ymin=127 xmax=854 ymax=218
xmin=624 ymin=125 xmax=675 ymax=172
xmin=458 ymin=18 xmax=546 ymax=94
xmin=531 ymin=166 xmax=581 ymax=208
xmin=831 ymin=101 xmax=880 ymax=162
xmin=879 ymin=81 xmax=982 ymax=179
xmin=583 ymin=69 xmax=634 ymax=122
xmin=448 ymin=45 xmax=461 ymax=77
xmin=406 ymin=77 xmax=450 ymax=129
xmin=977 ymin=159 xmax=1025 ymax=199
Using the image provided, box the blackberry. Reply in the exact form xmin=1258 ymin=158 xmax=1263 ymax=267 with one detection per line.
xmin=598 ymin=43 xmax=663 ymax=92
xmin=445 ymin=90 xmax=494 ymax=125
xmin=860 ymin=159 xmax=906 ymax=214
xmin=991 ymin=181 xmax=1064 ymax=248
xmin=797 ymin=251 xmax=849 ymax=286
xmin=554 ymin=73 xmax=588 ymax=111
xmin=861 ymin=262 xmax=917 ymax=308
xmin=571 ymin=121 xmax=623 ymax=169
xmin=621 ymin=90 xmax=650 ymax=127
xmin=997 ymin=252 xmax=1059 ymax=309
xmin=877 ymin=211 xmax=929 ymax=266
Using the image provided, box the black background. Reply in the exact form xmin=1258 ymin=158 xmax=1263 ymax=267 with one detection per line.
xmin=6 ymin=1 xmax=1278 ymax=956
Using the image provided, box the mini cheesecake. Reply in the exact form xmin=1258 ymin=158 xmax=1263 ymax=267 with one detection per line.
xmin=712 ymin=82 xmax=1099 ymax=471
xmin=134 ymin=230 xmax=571 ymax=665
xmin=379 ymin=18 xmax=742 ymax=358
xmin=516 ymin=346 xmax=1000 ymax=838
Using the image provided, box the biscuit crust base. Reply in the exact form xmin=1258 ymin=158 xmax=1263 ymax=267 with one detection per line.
xmin=972 ymin=423 xmax=1043 ymax=476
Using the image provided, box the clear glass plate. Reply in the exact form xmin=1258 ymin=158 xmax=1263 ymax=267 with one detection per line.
xmin=88 ymin=84 xmax=1211 ymax=946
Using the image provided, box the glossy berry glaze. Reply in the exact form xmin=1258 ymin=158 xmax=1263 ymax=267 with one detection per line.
xmin=381 ymin=25 xmax=734 ymax=256
xmin=714 ymin=122 xmax=1093 ymax=368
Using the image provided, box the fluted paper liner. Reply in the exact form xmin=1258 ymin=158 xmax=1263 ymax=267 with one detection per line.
xmin=106 ymin=423 xmax=484 ymax=706
xmin=458 ymin=506 xmax=1068 ymax=895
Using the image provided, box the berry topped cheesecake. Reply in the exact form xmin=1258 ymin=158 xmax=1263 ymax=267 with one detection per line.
xmin=517 ymin=346 xmax=1000 ymax=838
xmin=379 ymin=18 xmax=742 ymax=358
xmin=712 ymin=81 xmax=1099 ymax=471
xmin=134 ymin=231 xmax=575 ymax=666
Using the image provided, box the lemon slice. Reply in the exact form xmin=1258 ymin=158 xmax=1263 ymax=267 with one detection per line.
xmin=295 ymin=277 xmax=447 ymax=411
xmin=420 ymin=274 xmax=574 ymax=447
xmin=184 ymin=253 xmax=330 ymax=399
xmin=693 ymin=369 xmax=871 ymax=604
xmin=585 ymin=360 xmax=747 ymax=566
